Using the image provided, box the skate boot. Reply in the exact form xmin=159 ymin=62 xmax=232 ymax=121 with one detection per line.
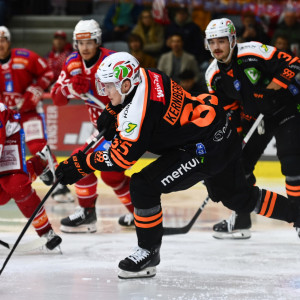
xmin=118 ymin=213 xmax=134 ymax=227
xmin=60 ymin=206 xmax=97 ymax=233
xmin=118 ymin=245 xmax=160 ymax=279
xmin=42 ymin=229 xmax=62 ymax=250
xmin=213 ymin=211 xmax=252 ymax=239
xmin=37 ymin=145 xmax=55 ymax=186
xmin=51 ymin=183 xmax=75 ymax=203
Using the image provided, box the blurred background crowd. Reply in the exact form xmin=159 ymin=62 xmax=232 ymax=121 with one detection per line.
xmin=1 ymin=0 xmax=300 ymax=96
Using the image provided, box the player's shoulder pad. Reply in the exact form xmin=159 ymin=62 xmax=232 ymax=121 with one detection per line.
xmin=205 ymin=59 xmax=219 ymax=91
xmin=65 ymin=51 xmax=82 ymax=75
xmin=237 ymin=42 xmax=276 ymax=60
xmin=13 ymin=48 xmax=31 ymax=58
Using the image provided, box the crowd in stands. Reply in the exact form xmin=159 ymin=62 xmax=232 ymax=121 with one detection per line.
xmin=5 ymin=1 xmax=299 ymax=95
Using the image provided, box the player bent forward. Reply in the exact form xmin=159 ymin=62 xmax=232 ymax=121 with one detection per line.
xmin=55 ymin=52 xmax=300 ymax=279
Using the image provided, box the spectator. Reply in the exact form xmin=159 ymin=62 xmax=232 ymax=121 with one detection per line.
xmin=272 ymin=8 xmax=300 ymax=57
xmin=178 ymin=70 xmax=207 ymax=96
xmin=102 ymin=0 xmax=143 ymax=42
xmin=51 ymin=0 xmax=66 ymax=15
xmin=131 ymin=9 xmax=164 ymax=57
xmin=273 ymin=34 xmax=293 ymax=55
xmin=164 ymin=6 xmax=210 ymax=64
xmin=237 ymin=11 xmax=270 ymax=44
xmin=157 ymin=34 xmax=199 ymax=84
xmin=45 ymin=30 xmax=72 ymax=84
xmin=128 ymin=33 xmax=156 ymax=68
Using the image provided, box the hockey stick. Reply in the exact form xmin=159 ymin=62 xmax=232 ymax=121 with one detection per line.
xmin=83 ymin=92 xmax=106 ymax=109
xmin=163 ymin=195 xmax=210 ymax=235
xmin=0 ymin=130 xmax=104 ymax=275
xmin=163 ymin=114 xmax=264 ymax=236
xmin=0 ymin=238 xmax=47 ymax=252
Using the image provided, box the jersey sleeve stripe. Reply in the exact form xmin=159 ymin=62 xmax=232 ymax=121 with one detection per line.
xmin=86 ymin=153 xmax=97 ymax=171
xmin=272 ymin=78 xmax=287 ymax=89
xmin=110 ymin=149 xmax=134 ymax=169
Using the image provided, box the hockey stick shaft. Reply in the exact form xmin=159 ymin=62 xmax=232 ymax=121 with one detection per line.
xmin=163 ymin=113 xmax=264 ymax=236
xmin=0 ymin=130 xmax=104 ymax=275
xmin=83 ymin=92 xmax=106 ymax=109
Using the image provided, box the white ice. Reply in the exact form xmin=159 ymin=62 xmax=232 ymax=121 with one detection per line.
xmin=1 ymin=178 xmax=300 ymax=300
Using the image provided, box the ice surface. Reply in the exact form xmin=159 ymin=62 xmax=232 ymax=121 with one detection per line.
xmin=1 ymin=178 xmax=300 ymax=300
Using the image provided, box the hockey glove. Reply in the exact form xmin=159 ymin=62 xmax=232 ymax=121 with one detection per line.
xmin=97 ymin=103 xmax=122 ymax=141
xmin=68 ymin=75 xmax=90 ymax=98
xmin=55 ymin=151 xmax=94 ymax=185
xmin=19 ymin=85 xmax=44 ymax=112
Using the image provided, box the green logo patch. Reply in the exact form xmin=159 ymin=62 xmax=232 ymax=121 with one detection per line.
xmin=114 ymin=65 xmax=128 ymax=80
xmin=244 ymin=68 xmax=261 ymax=84
xmin=125 ymin=123 xmax=137 ymax=133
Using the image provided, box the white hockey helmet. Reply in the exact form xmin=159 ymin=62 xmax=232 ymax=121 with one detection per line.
xmin=73 ymin=19 xmax=102 ymax=48
xmin=0 ymin=26 xmax=11 ymax=41
xmin=96 ymin=52 xmax=141 ymax=97
xmin=205 ymin=18 xmax=236 ymax=63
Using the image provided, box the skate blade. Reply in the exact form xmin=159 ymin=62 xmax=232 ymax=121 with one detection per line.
xmin=53 ymin=193 xmax=75 ymax=203
xmin=213 ymin=229 xmax=251 ymax=240
xmin=118 ymin=266 xmax=156 ymax=279
xmin=60 ymin=224 xmax=97 ymax=234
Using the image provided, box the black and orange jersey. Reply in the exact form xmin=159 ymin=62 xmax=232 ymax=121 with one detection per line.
xmin=86 ymin=68 xmax=237 ymax=172
xmin=205 ymin=41 xmax=300 ymax=117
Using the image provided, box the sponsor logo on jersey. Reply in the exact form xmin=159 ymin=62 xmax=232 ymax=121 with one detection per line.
xmin=233 ymin=79 xmax=241 ymax=91
xmin=163 ymin=81 xmax=184 ymax=126
xmin=4 ymin=73 xmax=11 ymax=80
xmin=148 ymin=70 xmax=165 ymax=104
xmin=12 ymin=64 xmax=25 ymax=69
xmin=280 ymin=68 xmax=295 ymax=81
xmin=244 ymin=68 xmax=261 ymax=84
xmin=94 ymin=151 xmax=113 ymax=167
xmin=15 ymin=50 xmax=29 ymax=57
xmin=70 ymin=69 xmax=82 ymax=76
xmin=124 ymin=122 xmax=137 ymax=134
xmin=196 ymin=143 xmax=206 ymax=155
xmin=5 ymin=81 xmax=13 ymax=92
xmin=288 ymin=84 xmax=299 ymax=96
xmin=67 ymin=61 xmax=82 ymax=73
xmin=161 ymin=158 xmax=200 ymax=186
xmin=0 ymin=121 xmax=2 ymax=128
xmin=12 ymin=57 xmax=29 ymax=66
xmin=13 ymin=113 xmax=21 ymax=120
xmin=213 ymin=116 xmax=230 ymax=142
xmin=260 ymin=44 xmax=269 ymax=52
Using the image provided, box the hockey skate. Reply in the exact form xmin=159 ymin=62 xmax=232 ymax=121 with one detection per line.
xmin=42 ymin=229 xmax=62 ymax=251
xmin=51 ymin=183 xmax=75 ymax=203
xmin=213 ymin=211 xmax=252 ymax=239
xmin=118 ymin=213 xmax=135 ymax=227
xmin=60 ymin=206 xmax=97 ymax=233
xmin=118 ymin=246 xmax=160 ymax=279
xmin=37 ymin=145 xmax=55 ymax=186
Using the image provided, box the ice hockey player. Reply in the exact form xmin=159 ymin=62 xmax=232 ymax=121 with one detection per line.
xmin=205 ymin=18 xmax=300 ymax=239
xmin=51 ymin=19 xmax=135 ymax=233
xmin=0 ymin=103 xmax=61 ymax=250
xmin=0 ymin=25 xmax=73 ymax=203
xmin=54 ymin=52 xmax=300 ymax=279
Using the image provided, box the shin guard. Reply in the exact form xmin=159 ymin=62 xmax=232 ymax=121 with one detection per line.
xmin=75 ymin=173 xmax=98 ymax=208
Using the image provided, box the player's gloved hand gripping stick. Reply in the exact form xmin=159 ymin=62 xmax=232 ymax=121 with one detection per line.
xmin=0 ymin=130 xmax=105 ymax=276
xmin=163 ymin=114 xmax=264 ymax=235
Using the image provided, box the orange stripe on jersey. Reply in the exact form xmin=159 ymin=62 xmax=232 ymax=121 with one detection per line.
xmin=134 ymin=216 xmax=163 ymax=228
xmin=286 ymin=183 xmax=300 ymax=191
xmin=111 ymin=148 xmax=135 ymax=168
xmin=272 ymin=78 xmax=287 ymax=89
xmin=288 ymin=56 xmax=300 ymax=65
xmin=224 ymin=100 xmax=240 ymax=111
xmin=265 ymin=193 xmax=277 ymax=217
xmin=86 ymin=153 xmax=97 ymax=171
xmin=110 ymin=150 xmax=133 ymax=170
xmin=134 ymin=211 xmax=162 ymax=222
xmin=259 ymin=190 xmax=271 ymax=216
